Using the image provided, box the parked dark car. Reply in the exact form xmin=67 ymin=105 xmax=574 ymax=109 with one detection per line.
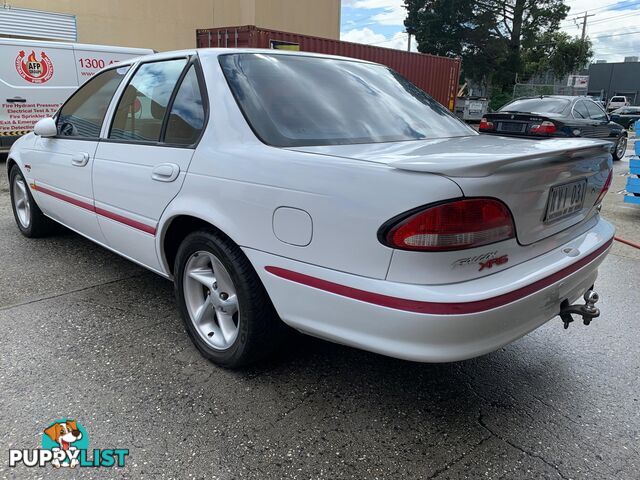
xmin=610 ymin=106 xmax=640 ymax=129
xmin=480 ymin=96 xmax=627 ymax=161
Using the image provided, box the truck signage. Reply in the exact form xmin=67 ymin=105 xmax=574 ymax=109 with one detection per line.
xmin=15 ymin=50 xmax=54 ymax=84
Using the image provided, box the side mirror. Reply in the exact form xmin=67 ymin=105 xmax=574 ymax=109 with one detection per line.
xmin=33 ymin=117 xmax=57 ymax=137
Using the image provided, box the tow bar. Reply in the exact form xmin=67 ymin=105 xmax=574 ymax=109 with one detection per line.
xmin=559 ymin=289 xmax=600 ymax=329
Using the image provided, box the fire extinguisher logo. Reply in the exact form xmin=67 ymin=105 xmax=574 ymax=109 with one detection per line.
xmin=15 ymin=50 xmax=54 ymax=84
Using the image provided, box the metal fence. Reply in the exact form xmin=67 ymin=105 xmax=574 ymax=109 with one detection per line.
xmin=512 ymin=83 xmax=587 ymax=99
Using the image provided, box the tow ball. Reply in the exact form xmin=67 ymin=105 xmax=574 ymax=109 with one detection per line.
xmin=559 ymin=289 xmax=600 ymax=329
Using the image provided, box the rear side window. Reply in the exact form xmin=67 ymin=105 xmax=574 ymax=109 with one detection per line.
xmin=499 ymin=98 xmax=569 ymax=114
xmin=57 ymin=66 xmax=129 ymax=138
xmin=586 ymin=101 xmax=607 ymax=121
xmin=164 ymin=65 xmax=205 ymax=145
xmin=110 ymin=59 xmax=187 ymax=142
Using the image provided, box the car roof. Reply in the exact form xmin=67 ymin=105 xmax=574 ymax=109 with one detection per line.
xmin=511 ymin=95 xmax=584 ymax=101
xmin=116 ymin=47 xmax=380 ymax=69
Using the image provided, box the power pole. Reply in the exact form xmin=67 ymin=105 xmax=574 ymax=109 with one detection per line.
xmin=407 ymin=32 xmax=412 ymax=52
xmin=574 ymin=11 xmax=595 ymax=94
xmin=580 ymin=11 xmax=595 ymax=43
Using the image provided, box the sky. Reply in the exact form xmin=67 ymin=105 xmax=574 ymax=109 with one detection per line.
xmin=340 ymin=0 xmax=640 ymax=63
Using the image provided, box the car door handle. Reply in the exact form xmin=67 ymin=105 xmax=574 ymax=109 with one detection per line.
xmin=152 ymin=163 xmax=180 ymax=182
xmin=6 ymin=96 xmax=27 ymax=103
xmin=71 ymin=152 xmax=89 ymax=167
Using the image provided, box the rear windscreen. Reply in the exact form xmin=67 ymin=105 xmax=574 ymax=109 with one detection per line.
xmin=219 ymin=53 xmax=474 ymax=147
xmin=499 ymin=98 xmax=570 ymax=114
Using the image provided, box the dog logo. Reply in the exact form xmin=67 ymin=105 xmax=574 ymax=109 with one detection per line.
xmin=15 ymin=50 xmax=54 ymax=84
xmin=43 ymin=419 xmax=85 ymax=468
xmin=8 ymin=418 xmax=128 ymax=469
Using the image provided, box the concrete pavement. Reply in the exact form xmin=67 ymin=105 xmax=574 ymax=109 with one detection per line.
xmin=0 ymin=154 xmax=638 ymax=479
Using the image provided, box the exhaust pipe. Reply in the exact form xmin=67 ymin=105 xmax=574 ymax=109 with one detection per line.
xmin=559 ymin=289 xmax=600 ymax=329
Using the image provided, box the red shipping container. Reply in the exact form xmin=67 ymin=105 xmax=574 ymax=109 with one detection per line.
xmin=196 ymin=25 xmax=461 ymax=110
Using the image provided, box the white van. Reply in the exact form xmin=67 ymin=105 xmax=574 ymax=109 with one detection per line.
xmin=1 ymin=38 xmax=152 ymax=152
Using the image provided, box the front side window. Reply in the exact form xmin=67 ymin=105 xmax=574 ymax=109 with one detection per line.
xmin=110 ymin=59 xmax=187 ymax=142
xmin=586 ymin=101 xmax=607 ymax=121
xmin=573 ymin=101 xmax=589 ymax=119
xmin=164 ymin=65 xmax=205 ymax=145
xmin=220 ymin=53 xmax=473 ymax=147
xmin=57 ymin=66 xmax=129 ymax=138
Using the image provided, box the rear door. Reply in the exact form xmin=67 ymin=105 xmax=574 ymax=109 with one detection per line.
xmin=92 ymin=56 xmax=206 ymax=271
xmin=572 ymin=100 xmax=598 ymax=137
xmin=0 ymin=40 xmax=78 ymax=144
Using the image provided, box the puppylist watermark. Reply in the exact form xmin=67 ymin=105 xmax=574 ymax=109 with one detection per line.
xmin=9 ymin=419 xmax=129 ymax=469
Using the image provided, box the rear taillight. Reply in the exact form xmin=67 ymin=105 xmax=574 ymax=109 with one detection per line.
xmin=381 ymin=198 xmax=515 ymax=251
xmin=529 ymin=121 xmax=557 ymax=135
xmin=479 ymin=118 xmax=494 ymax=131
xmin=594 ymin=170 xmax=613 ymax=205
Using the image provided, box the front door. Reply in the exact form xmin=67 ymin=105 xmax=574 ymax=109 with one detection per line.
xmin=585 ymin=100 xmax=613 ymax=140
xmin=25 ymin=65 xmax=132 ymax=241
xmin=92 ymin=57 xmax=206 ymax=271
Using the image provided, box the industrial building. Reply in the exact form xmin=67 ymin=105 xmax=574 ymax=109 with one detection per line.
xmin=588 ymin=61 xmax=640 ymax=105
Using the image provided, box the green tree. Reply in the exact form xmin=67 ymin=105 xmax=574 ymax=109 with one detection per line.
xmin=404 ymin=0 xmax=571 ymax=92
xmin=523 ymin=31 xmax=592 ymax=78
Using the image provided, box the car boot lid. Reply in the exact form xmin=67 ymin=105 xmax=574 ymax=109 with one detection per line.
xmin=287 ymin=134 xmax=611 ymax=177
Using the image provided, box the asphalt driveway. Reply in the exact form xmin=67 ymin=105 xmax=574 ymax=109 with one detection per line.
xmin=0 ymin=153 xmax=639 ymax=479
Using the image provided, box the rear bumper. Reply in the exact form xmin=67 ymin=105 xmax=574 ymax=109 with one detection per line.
xmin=246 ymin=217 xmax=615 ymax=362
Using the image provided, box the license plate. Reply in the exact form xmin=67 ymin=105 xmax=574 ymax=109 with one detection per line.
xmin=469 ymin=102 xmax=483 ymax=112
xmin=545 ymin=180 xmax=587 ymax=222
xmin=498 ymin=122 xmax=525 ymax=133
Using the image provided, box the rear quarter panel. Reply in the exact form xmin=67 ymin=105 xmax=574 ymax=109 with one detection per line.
xmin=158 ymin=53 xmax=463 ymax=279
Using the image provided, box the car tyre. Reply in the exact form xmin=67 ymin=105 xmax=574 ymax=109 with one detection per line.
xmin=174 ymin=229 xmax=287 ymax=368
xmin=613 ymin=135 xmax=627 ymax=161
xmin=9 ymin=165 xmax=57 ymax=237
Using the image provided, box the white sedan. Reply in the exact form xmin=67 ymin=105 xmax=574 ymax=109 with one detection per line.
xmin=7 ymin=49 xmax=615 ymax=367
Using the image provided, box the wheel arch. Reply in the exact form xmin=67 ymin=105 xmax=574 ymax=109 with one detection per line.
xmin=160 ymin=214 xmax=243 ymax=276
xmin=6 ymin=156 xmax=18 ymax=179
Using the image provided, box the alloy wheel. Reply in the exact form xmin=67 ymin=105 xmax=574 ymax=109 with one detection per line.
xmin=12 ymin=176 xmax=31 ymax=229
xmin=616 ymin=136 xmax=627 ymax=159
xmin=183 ymin=250 xmax=240 ymax=350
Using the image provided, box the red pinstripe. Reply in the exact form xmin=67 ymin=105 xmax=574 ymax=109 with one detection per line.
xmin=32 ymin=183 xmax=156 ymax=236
xmin=265 ymin=239 xmax=612 ymax=315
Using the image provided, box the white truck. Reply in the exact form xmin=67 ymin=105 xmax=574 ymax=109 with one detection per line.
xmin=607 ymin=95 xmax=631 ymax=112
xmin=0 ymin=38 xmax=152 ymax=152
